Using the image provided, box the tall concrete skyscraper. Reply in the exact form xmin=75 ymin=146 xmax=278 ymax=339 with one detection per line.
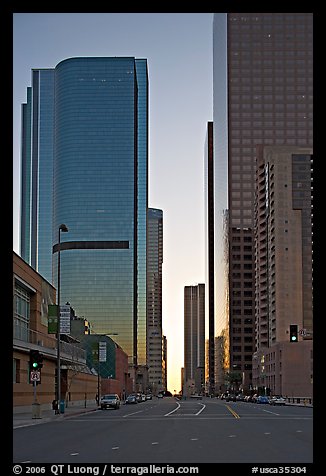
xmin=20 ymin=57 xmax=149 ymax=369
xmin=184 ymin=284 xmax=205 ymax=395
xmin=147 ymin=208 xmax=163 ymax=394
xmin=213 ymin=13 xmax=313 ymax=391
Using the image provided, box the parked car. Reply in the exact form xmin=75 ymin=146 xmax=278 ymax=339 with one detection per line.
xmin=270 ymin=396 xmax=286 ymax=406
xmin=100 ymin=394 xmax=120 ymax=410
xmin=225 ymin=394 xmax=237 ymax=402
xmin=146 ymin=394 xmax=153 ymax=400
xmin=157 ymin=393 xmax=164 ymax=398
xmin=190 ymin=394 xmax=202 ymax=400
xmin=125 ymin=394 xmax=138 ymax=404
xmin=256 ymin=395 xmax=269 ymax=404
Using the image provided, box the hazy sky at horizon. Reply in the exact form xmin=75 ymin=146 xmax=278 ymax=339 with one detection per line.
xmin=13 ymin=12 xmax=214 ymax=393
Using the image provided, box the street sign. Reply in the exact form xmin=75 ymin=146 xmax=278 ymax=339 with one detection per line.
xmin=30 ymin=371 xmax=41 ymax=382
xmin=99 ymin=342 xmax=107 ymax=362
xmin=60 ymin=304 xmax=71 ymax=334
xmin=299 ymin=328 xmax=307 ymax=336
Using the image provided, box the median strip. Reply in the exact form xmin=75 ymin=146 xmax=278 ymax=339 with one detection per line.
xmin=225 ymin=404 xmax=240 ymax=419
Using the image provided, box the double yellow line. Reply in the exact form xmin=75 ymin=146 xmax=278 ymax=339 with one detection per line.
xmin=225 ymin=404 xmax=241 ymax=419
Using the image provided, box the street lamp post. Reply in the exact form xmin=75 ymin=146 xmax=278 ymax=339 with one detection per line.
xmin=57 ymin=224 xmax=68 ymax=413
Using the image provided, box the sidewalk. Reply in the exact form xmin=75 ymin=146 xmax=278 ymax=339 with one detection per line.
xmin=13 ymin=401 xmax=99 ymax=429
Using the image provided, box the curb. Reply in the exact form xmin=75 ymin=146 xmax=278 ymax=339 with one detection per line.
xmin=13 ymin=407 xmax=99 ymax=429
xmin=62 ymin=407 xmax=99 ymax=419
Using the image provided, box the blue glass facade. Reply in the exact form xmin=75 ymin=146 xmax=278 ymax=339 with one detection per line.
xmin=212 ymin=14 xmax=230 ymax=387
xmin=20 ymin=87 xmax=32 ymax=264
xmin=20 ymin=70 xmax=55 ymax=282
xmin=21 ymin=57 xmax=148 ymax=367
xmin=135 ymin=59 xmax=148 ymax=365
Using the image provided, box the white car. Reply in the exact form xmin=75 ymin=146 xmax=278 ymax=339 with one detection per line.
xmin=100 ymin=394 xmax=120 ymax=410
xmin=270 ymin=396 xmax=286 ymax=406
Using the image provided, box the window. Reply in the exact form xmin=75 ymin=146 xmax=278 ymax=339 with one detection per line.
xmin=13 ymin=284 xmax=31 ymax=342
xmin=13 ymin=359 xmax=20 ymax=383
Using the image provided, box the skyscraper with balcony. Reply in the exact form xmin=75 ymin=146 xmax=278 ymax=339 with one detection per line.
xmin=20 ymin=57 xmax=148 ymax=369
xmin=212 ymin=13 xmax=313 ymax=391
xmin=147 ymin=208 xmax=163 ymax=394
xmin=253 ymin=145 xmax=313 ymax=397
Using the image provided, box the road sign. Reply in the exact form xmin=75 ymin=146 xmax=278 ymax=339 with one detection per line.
xmin=30 ymin=371 xmax=41 ymax=382
xmin=60 ymin=304 xmax=71 ymax=334
xmin=299 ymin=328 xmax=307 ymax=336
xmin=99 ymin=342 xmax=107 ymax=362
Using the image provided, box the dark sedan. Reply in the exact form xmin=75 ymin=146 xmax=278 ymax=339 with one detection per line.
xmin=125 ymin=394 xmax=138 ymax=404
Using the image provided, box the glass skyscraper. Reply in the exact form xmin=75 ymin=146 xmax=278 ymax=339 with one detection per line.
xmin=20 ymin=56 xmax=148 ymax=367
xmin=20 ymin=69 xmax=55 ymax=282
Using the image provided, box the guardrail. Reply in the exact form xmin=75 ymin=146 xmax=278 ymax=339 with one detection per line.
xmin=285 ymin=396 xmax=313 ymax=406
xmin=13 ymin=320 xmax=86 ymax=362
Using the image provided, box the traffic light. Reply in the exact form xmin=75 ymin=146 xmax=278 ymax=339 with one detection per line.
xmin=289 ymin=324 xmax=298 ymax=342
xmin=29 ymin=349 xmax=43 ymax=369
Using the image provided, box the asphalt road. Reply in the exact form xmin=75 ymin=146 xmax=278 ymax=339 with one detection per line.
xmin=13 ymin=397 xmax=313 ymax=464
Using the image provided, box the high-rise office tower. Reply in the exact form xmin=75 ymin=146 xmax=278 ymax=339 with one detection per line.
xmin=20 ymin=57 xmax=149 ymax=368
xmin=213 ymin=13 xmax=313 ymax=391
xmin=20 ymin=69 xmax=55 ymax=282
xmin=184 ymin=284 xmax=205 ymax=395
xmin=147 ymin=208 xmax=163 ymax=394
xmin=253 ymin=145 xmax=313 ymax=396
xmin=162 ymin=335 xmax=167 ymax=392
xmin=204 ymin=121 xmax=215 ymax=395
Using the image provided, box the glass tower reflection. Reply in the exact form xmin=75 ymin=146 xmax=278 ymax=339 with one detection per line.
xmin=21 ymin=57 xmax=148 ymax=367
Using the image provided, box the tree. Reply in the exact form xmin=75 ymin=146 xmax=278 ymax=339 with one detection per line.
xmin=225 ymin=371 xmax=242 ymax=392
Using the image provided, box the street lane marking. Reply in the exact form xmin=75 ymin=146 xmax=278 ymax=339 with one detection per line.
xmin=70 ymin=453 xmax=79 ymax=455
xmin=123 ymin=410 xmax=143 ymax=417
xmin=67 ymin=415 xmax=311 ymax=422
xmin=165 ymin=401 xmax=205 ymax=417
xmin=164 ymin=401 xmax=181 ymax=416
xmin=264 ymin=432 xmax=271 ymax=435
xmin=262 ymin=409 xmax=280 ymax=416
xmin=112 ymin=447 xmax=119 ymax=450
xmin=191 ymin=438 xmax=198 ymax=441
xmin=151 ymin=442 xmax=159 ymax=445
xmin=195 ymin=403 xmax=206 ymax=415
xmin=225 ymin=404 xmax=240 ymax=419
xmin=228 ymin=435 xmax=237 ymax=437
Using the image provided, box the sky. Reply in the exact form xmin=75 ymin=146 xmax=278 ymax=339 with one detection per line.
xmin=13 ymin=12 xmax=214 ymax=394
